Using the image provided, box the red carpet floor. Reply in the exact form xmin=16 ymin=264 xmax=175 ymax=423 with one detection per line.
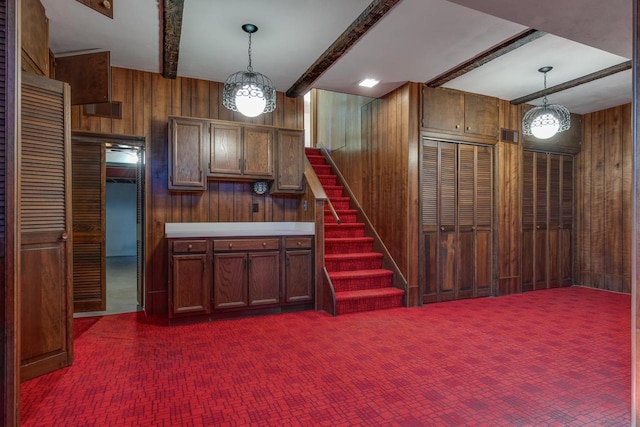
xmin=21 ymin=287 xmax=630 ymax=426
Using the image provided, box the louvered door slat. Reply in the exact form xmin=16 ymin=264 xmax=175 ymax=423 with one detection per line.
xmin=549 ymin=155 xmax=561 ymax=225
xmin=535 ymin=153 xmax=548 ymax=226
xmin=522 ymin=151 xmax=534 ymax=227
xmin=457 ymin=145 xmax=474 ymax=226
xmin=422 ymin=141 xmax=438 ymax=226
xmin=72 ymin=140 xmax=106 ymax=312
xmin=476 ymin=146 xmax=493 ymax=226
xmin=562 ymin=157 xmax=573 ymax=226
xmin=440 ymin=142 xmax=456 ymax=226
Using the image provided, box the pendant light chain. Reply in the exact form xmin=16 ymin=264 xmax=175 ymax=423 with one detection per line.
xmin=247 ymin=32 xmax=253 ymax=73
xmin=542 ymin=70 xmax=548 ymax=106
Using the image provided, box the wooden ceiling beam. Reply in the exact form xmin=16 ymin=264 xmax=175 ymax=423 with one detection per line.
xmin=425 ymin=29 xmax=545 ymax=88
xmin=161 ymin=0 xmax=184 ymax=79
xmin=510 ymin=60 xmax=632 ymax=105
xmin=286 ymin=0 xmax=402 ymax=98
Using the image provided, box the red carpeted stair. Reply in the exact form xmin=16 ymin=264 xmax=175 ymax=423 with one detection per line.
xmin=306 ymin=147 xmax=404 ymax=315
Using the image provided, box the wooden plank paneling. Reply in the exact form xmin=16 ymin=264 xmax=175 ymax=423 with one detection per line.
xmin=575 ymin=104 xmax=632 ymax=293
xmin=70 ymin=67 xmax=304 ymax=315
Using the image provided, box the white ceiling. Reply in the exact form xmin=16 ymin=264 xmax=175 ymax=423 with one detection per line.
xmin=39 ymin=0 xmax=633 ymax=115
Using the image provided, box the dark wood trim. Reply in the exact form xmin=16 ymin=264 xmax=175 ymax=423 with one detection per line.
xmin=511 ymin=61 xmax=632 ymax=105
xmin=285 ymin=0 xmax=402 ymax=98
xmin=161 ymin=0 xmax=184 ymax=79
xmin=3 ymin=0 xmax=19 ymax=424
xmin=426 ymin=29 xmax=545 ymax=88
xmin=633 ymin=1 xmax=639 ymax=424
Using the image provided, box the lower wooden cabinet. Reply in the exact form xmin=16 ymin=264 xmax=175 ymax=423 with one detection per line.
xmin=285 ymin=237 xmax=313 ymax=303
xmin=169 ymin=235 xmax=313 ymax=322
xmin=169 ymin=240 xmax=210 ymax=318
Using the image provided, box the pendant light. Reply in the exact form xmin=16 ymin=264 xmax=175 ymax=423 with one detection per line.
xmin=522 ymin=66 xmax=570 ymax=139
xmin=223 ymin=24 xmax=276 ymax=118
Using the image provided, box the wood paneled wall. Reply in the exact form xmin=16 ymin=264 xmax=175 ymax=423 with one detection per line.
xmin=315 ymin=90 xmax=373 ymax=201
xmin=357 ymin=83 xmax=421 ymax=305
xmin=496 ymin=100 xmax=523 ymax=295
xmin=71 ymin=67 xmax=305 ymax=315
xmin=575 ymin=103 xmax=632 ymax=293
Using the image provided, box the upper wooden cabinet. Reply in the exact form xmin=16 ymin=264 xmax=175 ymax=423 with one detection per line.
xmin=169 ymin=116 xmax=305 ymax=193
xmin=272 ymin=129 xmax=305 ymax=194
xmin=169 ymin=117 xmax=206 ymax=191
xmin=522 ymin=109 xmax=583 ymax=155
xmin=209 ymin=123 xmax=273 ymax=179
xmin=422 ymin=86 xmax=499 ymax=144
xmin=22 ymin=0 xmax=49 ymax=77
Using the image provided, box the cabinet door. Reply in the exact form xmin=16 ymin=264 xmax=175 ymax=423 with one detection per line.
xmin=422 ymin=140 xmax=439 ymax=302
xmin=171 ymin=254 xmax=210 ymax=316
xmin=457 ymin=145 xmax=475 ymax=298
xmin=243 ymin=126 xmax=273 ymax=178
xmin=559 ymin=157 xmax=573 ymax=287
xmin=209 ymin=122 xmax=243 ymax=176
xmin=534 ymin=152 xmax=548 ymax=290
xmin=475 ymin=145 xmax=493 ymax=296
xmin=213 ymin=253 xmax=248 ymax=309
xmin=463 ymin=93 xmax=499 ymax=140
xmin=169 ymin=118 xmax=205 ymax=190
xmin=521 ymin=151 xmax=535 ymax=291
xmin=248 ymin=251 xmax=280 ymax=306
xmin=273 ymin=129 xmax=305 ymax=193
xmin=285 ymin=250 xmax=313 ymax=303
xmin=422 ymin=86 xmax=463 ymax=134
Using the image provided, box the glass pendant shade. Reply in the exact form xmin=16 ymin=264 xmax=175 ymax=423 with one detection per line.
xmin=522 ymin=66 xmax=570 ymax=139
xmin=223 ymin=24 xmax=276 ymax=117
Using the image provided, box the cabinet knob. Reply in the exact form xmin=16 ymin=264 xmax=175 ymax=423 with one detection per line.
xmin=536 ymin=225 xmax=541 ymax=230
xmin=471 ymin=226 xmax=476 ymax=231
xmin=440 ymin=226 xmax=445 ymax=231
xmin=262 ymin=242 xmax=267 ymax=247
xmin=228 ymin=243 xmax=233 ymax=248
xmin=297 ymin=241 xmax=302 ymax=246
xmin=466 ymin=126 xmax=471 ymax=130
xmin=61 ymin=232 xmax=68 ymax=241
xmin=102 ymin=0 xmax=111 ymax=9
xmin=188 ymin=244 xmax=193 ymax=250
xmin=455 ymin=124 xmax=460 ymax=129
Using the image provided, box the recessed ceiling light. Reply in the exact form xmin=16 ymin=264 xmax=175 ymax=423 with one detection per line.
xmin=358 ymin=78 xmax=379 ymax=88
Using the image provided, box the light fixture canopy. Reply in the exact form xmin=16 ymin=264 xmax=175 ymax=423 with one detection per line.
xmin=522 ymin=66 xmax=570 ymax=140
xmin=223 ymin=24 xmax=276 ymax=117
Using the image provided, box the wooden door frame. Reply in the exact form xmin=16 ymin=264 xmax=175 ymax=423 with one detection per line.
xmin=633 ymin=1 xmax=639 ymax=424
xmin=2 ymin=1 xmax=19 ymax=425
xmin=71 ymin=131 xmax=148 ymax=312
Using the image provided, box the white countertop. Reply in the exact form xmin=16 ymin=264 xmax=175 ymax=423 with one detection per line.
xmin=165 ymin=222 xmax=315 ymax=238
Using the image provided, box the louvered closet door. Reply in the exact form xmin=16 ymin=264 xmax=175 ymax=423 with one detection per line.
xmin=72 ymin=141 xmax=106 ymax=312
xmin=20 ymin=72 xmax=72 ymax=381
xmin=521 ymin=151 xmax=574 ymax=292
xmin=421 ymin=139 xmax=493 ymax=303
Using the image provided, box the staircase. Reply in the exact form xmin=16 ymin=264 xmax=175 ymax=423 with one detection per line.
xmin=305 ymin=147 xmax=404 ymax=315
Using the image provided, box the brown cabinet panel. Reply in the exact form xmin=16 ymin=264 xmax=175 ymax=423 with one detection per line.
xmin=214 ymin=238 xmax=280 ymax=252
xmin=422 ymin=87 xmax=463 ymax=134
xmin=21 ymin=0 xmax=49 ymax=77
xmin=243 ymin=126 xmax=273 ymax=177
xmin=457 ymin=230 xmax=474 ymax=297
xmin=440 ymin=142 xmax=456 ymax=226
xmin=439 ymin=231 xmax=456 ymax=296
xmin=209 ymin=122 xmax=243 ymax=176
xmin=463 ymin=93 xmax=499 ymax=139
xmin=173 ymin=240 xmax=207 ymax=253
xmin=171 ymin=254 xmax=210 ymax=316
xmin=169 ymin=117 xmax=205 ymax=190
xmin=475 ymin=230 xmax=492 ymax=294
xmin=248 ymin=252 xmax=280 ymax=306
xmin=423 ymin=232 xmax=438 ymax=301
xmin=213 ymin=253 xmax=248 ymax=309
xmin=421 ymin=86 xmax=498 ymax=144
xmin=422 ymin=141 xmax=438 ymax=227
xmin=285 ymin=237 xmax=313 ymax=249
xmin=273 ymin=129 xmax=304 ymax=194
xmin=285 ymin=250 xmax=313 ymax=303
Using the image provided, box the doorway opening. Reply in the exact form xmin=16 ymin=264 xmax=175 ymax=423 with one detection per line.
xmin=71 ymin=133 xmax=146 ymax=318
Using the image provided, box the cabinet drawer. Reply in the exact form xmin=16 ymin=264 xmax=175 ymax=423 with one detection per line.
xmin=214 ymin=238 xmax=280 ymax=252
xmin=172 ymin=240 xmax=208 ymax=253
xmin=284 ymin=237 xmax=313 ymax=249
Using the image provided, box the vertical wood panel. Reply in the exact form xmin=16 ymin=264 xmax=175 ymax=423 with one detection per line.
xmin=575 ymin=104 xmax=632 ymax=293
